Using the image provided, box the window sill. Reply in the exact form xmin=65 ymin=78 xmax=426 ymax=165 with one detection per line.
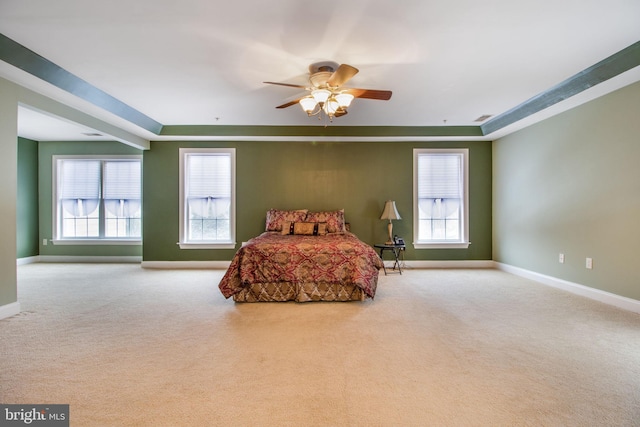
xmin=413 ymin=242 xmax=471 ymax=249
xmin=52 ymin=239 xmax=141 ymax=246
xmin=178 ymin=242 xmax=237 ymax=250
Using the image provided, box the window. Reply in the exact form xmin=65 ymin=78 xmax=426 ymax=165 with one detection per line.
xmin=53 ymin=156 xmax=142 ymax=244
xmin=413 ymin=149 xmax=469 ymax=248
xmin=179 ymin=148 xmax=236 ymax=249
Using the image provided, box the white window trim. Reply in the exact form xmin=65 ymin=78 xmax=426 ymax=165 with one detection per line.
xmin=413 ymin=148 xmax=470 ymax=249
xmin=178 ymin=148 xmax=236 ymax=249
xmin=52 ymin=155 xmax=142 ymax=245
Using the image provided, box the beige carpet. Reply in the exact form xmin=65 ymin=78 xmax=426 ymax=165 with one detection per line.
xmin=2 ymin=264 xmax=639 ymax=426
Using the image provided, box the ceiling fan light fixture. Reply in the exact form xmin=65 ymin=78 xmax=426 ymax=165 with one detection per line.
xmin=311 ymin=89 xmax=331 ymax=104
xmin=299 ymin=96 xmax=317 ymax=114
xmin=335 ymin=93 xmax=354 ymax=108
xmin=324 ymin=98 xmax=340 ymax=116
xmin=266 ymin=62 xmax=392 ymax=123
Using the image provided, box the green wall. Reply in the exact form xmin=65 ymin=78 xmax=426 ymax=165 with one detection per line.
xmin=143 ymin=140 xmax=492 ymax=262
xmin=17 ymin=137 xmax=39 ymax=258
xmin=493 ymin=81 xmax=640 ymax=301
xmin=38 ymin=141 xmax=143 ymax=258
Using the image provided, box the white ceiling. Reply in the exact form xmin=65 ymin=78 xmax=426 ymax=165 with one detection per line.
xmin=1 ymin=0 xmax=639 ymax=142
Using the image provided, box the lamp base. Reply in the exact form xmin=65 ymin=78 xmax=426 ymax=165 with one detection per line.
xmin=386 ymin=221 xmax=394 ymax=245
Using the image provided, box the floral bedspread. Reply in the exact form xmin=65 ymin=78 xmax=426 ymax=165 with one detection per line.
xmin=218 ymin=232 xmax=383 ymax=299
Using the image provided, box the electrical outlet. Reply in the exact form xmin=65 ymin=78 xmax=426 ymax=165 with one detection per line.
xmin=42 ymin=239 xmax=48 ymax=246
xmin=559 ymin=253 xmax=565 ymax=264
xmin=586 ymin=257 xmax=593 ymax=269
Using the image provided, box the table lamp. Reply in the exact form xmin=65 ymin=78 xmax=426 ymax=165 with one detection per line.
xmin=380 ymin=200 xmax=401 ymax=245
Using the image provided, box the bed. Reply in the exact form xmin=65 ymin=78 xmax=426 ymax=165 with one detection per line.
xmin=218 ymin=209 xmax=383 ymax=302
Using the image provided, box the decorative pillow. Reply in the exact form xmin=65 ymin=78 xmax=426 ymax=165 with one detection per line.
xmin=281 ymin=221 xmax=328 ymax=236
xmin=304 ymin=209 xmax=346 ymax=233
xmin=265 ymin=209 xmax=308 ymax=231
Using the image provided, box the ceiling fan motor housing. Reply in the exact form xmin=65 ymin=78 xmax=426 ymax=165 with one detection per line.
xmin=309 ymin=61 xmax=339 ymax=74
xmin=308 ymin=61 xmax=339 ymax=88
xmin=309 ymin=71 xmax=333 ymax=88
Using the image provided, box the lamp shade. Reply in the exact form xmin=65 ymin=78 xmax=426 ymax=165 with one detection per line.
xmin=311 ymin=89 xmax=331 ymax=104
xmin=323 ymin=99 xmax=339 ymax=115
xmin=299 ymin=96 xmax=317 ymax=113
xmin=335 ymin=92 xmax=354 ymax=108
xmin=380 ymin=200 xmax=401 ymax=220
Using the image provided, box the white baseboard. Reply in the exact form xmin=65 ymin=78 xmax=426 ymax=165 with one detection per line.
xmin=405 ymin=260 xmax=495 ymax=269
xmin=0 ymin=302 xmax=20 ymax=320
xmin=39 ymin=256 xmax=142 ymax=263
xmin=141 ymin=261 xmax=231 ymax=269
xmin=495 ymin=262 xmax=640 ymax=314
xmin=17 ymin=256 xmax=40 ymax=265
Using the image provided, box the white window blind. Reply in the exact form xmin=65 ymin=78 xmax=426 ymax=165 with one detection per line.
xmin=60 ymin=160 xmax=101 ymax=200
xmin=417 ymin=154 xmax=462 ymax=199
xmin=186 ymin=154 xmax=231 ymax=199
xmin=104 ymin=161 xmax=141 ymax=200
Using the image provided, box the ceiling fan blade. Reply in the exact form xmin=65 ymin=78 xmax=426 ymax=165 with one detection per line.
xmin=276 ymin=97 xmax=305 ymax=109
xmin=327 ymin=64 xmax=359 ymax=88
xmin=347 ymin=88 xmax=392 ymax=100
xmin=264 ymin=81 xmax=308 ymax=89
xmin=334 ymin=109 xmax=348 ymax=117
xmin=275 ymin=91 xmax=308 ymax=109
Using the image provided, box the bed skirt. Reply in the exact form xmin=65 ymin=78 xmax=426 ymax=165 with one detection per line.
xmin=232 ymin=281 xmax=367 ymax=303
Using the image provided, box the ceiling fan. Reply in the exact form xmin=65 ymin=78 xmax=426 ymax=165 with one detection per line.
xmin=264 ymin=61 xmax=392 ymax=121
